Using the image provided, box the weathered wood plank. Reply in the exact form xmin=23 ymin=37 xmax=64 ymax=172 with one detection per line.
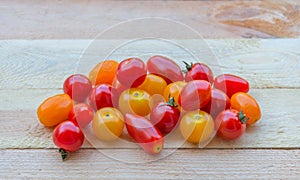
xmin=1 ymin=89 xmax=299 ymax=149
xmin=0 ymin=149 xmax=299 ymax=179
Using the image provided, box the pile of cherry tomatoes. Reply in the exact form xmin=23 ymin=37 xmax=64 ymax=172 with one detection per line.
xmin=37 ymin=55 xmax=261 ymax=160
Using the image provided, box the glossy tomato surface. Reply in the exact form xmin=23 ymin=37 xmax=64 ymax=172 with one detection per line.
xmin=63 ymin=74 xmax=92 ymax=102
xmin=147 ymin=55 xmax=184 ymax=84
xmin=111 ymin=78 xmax=128 ymax=108
xmin=214 ymin=74 xmax=249 ymax=98
xmin=184 ymin=62 xmax=214 ymax=83
xmin=138 ymin=74 xmax=167 ymax=95
xmin=88 ymin=84 xmax=113 ymax=110
xmin=68 ymin=103 xmax=94 ymax=128
xmin=88 ymin=60 xmax=118 ymax=86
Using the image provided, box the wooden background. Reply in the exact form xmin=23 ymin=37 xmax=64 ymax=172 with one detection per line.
xmin=1 ymin=0 xmax=300 ymax=179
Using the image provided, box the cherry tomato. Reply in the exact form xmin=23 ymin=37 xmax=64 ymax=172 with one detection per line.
xmin=116 ymin=58 xmax=147 ymax=87
xmin=52 ymin=121 xmax=84 ymax=160
xmin=150 ymin=97 xmax=181 ymax=134
xmin=88 ymin=84 xmax=113 ymax=111
xmin=180 ymin=110 xmax=215 ymax=144
xmin=163 ymin=81 xmax=187 ymax=111
xmin=183 ymin=61 xmax=214 ymax=83
xmin=37 ymin=94 xmax=73 ymax=127
xmin=63 ymin=74 xmax=92 ymax=102
xmin=179 ymin=80 xmax=211 ymax=111
xmin=88 ymin=60 xmax=118 ymax=86
xmin=231 ymin=92 xmax=261 ymax=125
xmin=215 ymin=109 xmax=247 ymax=140
xmin=125 ymin=113 xmax=164 ymax=154
xmin=68 ymin=103 xmax=94 ymax=128
xmin=214 ymin=74 xmax=249 ymax=98
xmin=147 ymin=55 xmax=184 ymax=84
xmin=202 ymin=89 xmax=231 ymax=119
xmin=111 ymin=78 xmax=127 ymax=108
xmin=138 ymin=74 xmax=167 ymax=95
xmin=118 ymin=88 xmax=151 ymax=117
xmin=92 ymin=107 xmax=124 ymax=141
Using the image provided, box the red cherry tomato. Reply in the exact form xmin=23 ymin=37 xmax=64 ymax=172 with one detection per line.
xmin=52 ymin=121 xmax=84 ymax=160
xmin=147 ymin=55 xmax=184 ymax=84
xmin=125 ymin=114 xmax=164 ymax=154
xmin=88 ymin=84 xmax=113 ymax=110
xmin=202 ymin=89 xmax=231 ymax=119
xmin=150 ymin=97 xmax=181 ymax=134
xmin=214 ymin=74 xmax=249 ymax=98
xmin=116 ymin=58 xmax=147 ymax=87
xmin=63 ymin=74 xmax=92 ymax=102
xmin=183 ymin=61 xmax=214 ymax=84
xmin=179 ymin=80 xmax=211 ymax=111
xmin=111 ymin=78 xmax=127 ymax=108
xmin=68 ymin=103 xmax=94 ymax=128
xmin=215 ymin=109 xmax=247 ymax=140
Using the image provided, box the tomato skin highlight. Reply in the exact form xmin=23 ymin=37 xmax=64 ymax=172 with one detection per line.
xmin=214 ymin=74 xmax=249 ymax=98
xmin=88 ymin=84 xmax=113 ymax=111
xmin=179 ymin=80 xmax=211 ymax=111
xmin=215 ymin=109 xmax=246 ymax=140
xmin=147 ymin=55 xmax=184 ymax=84
xmin=63 ymin=74 xmax=92 ymax=102
xmin=116 ymin=58 xmax=147 ymax=88
xmin=68 ymin=103 xmax=94 ymax=128
xmin=231 ymin=92 xmax=261 ymax=125
xmin=184 ymin=62 xmax=214 ymax=84
xmin=125 ymin=114 xmax=164 ymax=154
xmin=37 ymin=94 xmax=73 ymax=127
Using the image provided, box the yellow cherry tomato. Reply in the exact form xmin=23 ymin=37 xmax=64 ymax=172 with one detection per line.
xmin=88 ymin=60 xmax=119 ymax=86
xmin=92 ymin=107 xmax=124 ymax=141
xmin=118 ymin=88 xmax=151 ymax=116
xmin=37 ymin=94 xmax=73 ymax=127
xmin=180 ymin=110 xmax=215 ymax=144
xmin=138 ymin=74 xmax=167 ymax=95
xmin=163 ymin=81 xmax=187 ymax=110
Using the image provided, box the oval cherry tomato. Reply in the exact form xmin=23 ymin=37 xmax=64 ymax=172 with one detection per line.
xmin=125 ymin=113 xmax=164 ymax=154
xmin=215 ymin=109 xmax=247 ymax=140
xmin=150 ymin=97 xmax=181 ymax=134
xmin=88 ymin=84 xmax=113 ymax=111
xmin=202 ymin=89 xmax=231 ymax=119
xmin=163 ymin=81 xmax=187 ymax=111
xmin=88 ymin=60 xmax=119 ymax=86
xmin=231 ymin=92 xmax=261 ymax=125
xmin=68 ymin=103 xmax=94 ymax=128
xmin=138 ymin=74 xmax=167 ymax=95
xmin=37 ymin=94 xmax=73 ymax=127
xmin=52 ymin=121 xmax=84 ymax=160
xmin=92 ymin=107 xmax=124 ymax=141
xmin=179 ymin=80 xmax=211 ymax=111
xmin=63 ymin=74 xmax=92 ymax=102
xmin=116 ymin=58 xmax=147 ymax=87
xmin=118 ymin=88 xmax=151 ymax=117
xmin=183 ymin=61 xmax=214 ymax=83
xmin=180 ymin=110 xmax=215 ymax=144
xmin=147 ymin=55 xmax=184 ymax=84
xmin=214 ymin=74 xmax=249 ymax=98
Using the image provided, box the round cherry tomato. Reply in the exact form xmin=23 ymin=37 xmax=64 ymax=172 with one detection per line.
xmin=163 ymin=81 xmax=187 ymax=111
xmin=179 ymin=80 xmax=211 ymax=111
xmin=37 ymin=94 xmax=73 ymax=127
xmin=147 ymin=55 xmax=184 ymax=84
xmin=215 ymin=109 xmax=247 ymax=140
xmin=202 ymin=89 xmax=231 ymax=119
xmin=52 ymin=121 xmax=84 ymax=160
xmin=125 ymin=113 xmax=164 ymax=154
xmin=183 ymin=61 xmax=213 ymax=83
xmin=63 ymin=74 xmax=92 ymax=102
xmin=180 ymin=110 xmax=215 ymax=144
xmin=88 ymin=84 xmax=113 ymax=111
xmin=88 ymin=60 xmax=118 ymax=86
xmin=214 ymin=74 xmax=249 ymax=98
xmin=118 ymin=88 xmax=150 ymax=117
xmin=231 ymin=92 xmax=261 ymax=125
xmin=92 ymin=107 xmax=124 ymax=141
xmin=111 ymin=78 xmax=127 ymax=108
xmin=150 ymin=97 xmax=181 ymax=134
xmin=116 ymin=58 xmax=147 ymax=87
xmin=138 ymin=74 xmax=167 ymax=95
xmin=68 ymin=103 xmax=94 ymax=128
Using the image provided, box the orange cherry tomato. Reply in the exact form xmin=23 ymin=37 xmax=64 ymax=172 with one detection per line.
xmin=230 ymin=92 xmax=261 ymax=125
xmin=88 ymin=60 xmax=118 ymax=86
xmin=163 ymin=81 xmax=187 ymax=110
xmin=37 ymin=94 xmax=73 ymax=127
xmin=138 ymin=74 xmax=167 ymax=95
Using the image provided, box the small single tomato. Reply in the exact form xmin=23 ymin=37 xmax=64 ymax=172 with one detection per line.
xmin=92 ymin=107 xmax=124 ymax=141
xmin=230 ymin=92 xmax=261 ymax=125
xmin=163 ymin=81 xmax=187 ymax=105
xmin=68 ymin=103 xmax=94 ymax=128
xmin=88 ymin=60 xmax=119 ymax=86
xmin=88 ymin=84 xmax=113 ymax=111
xmin=63 ymin=74 xmax=92 ymax=102
xmin=138 ymin=74 xmax=167 ymax=95
xmin=37 ymin=94 xmax=73 ymax=127
xmin=183 ymin=61 xmax=214 ymax=83
xmin=180 ymin=110 xmax=215 ymax=144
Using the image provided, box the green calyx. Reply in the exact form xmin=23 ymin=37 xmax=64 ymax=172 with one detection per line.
xmin=183 ymin=61 xmax=193 ymax=73
xmin=238 ymin=110 xmax=249 ymax=124
xmin=59 ymin=148 xmax=68 ymax=161
xmin=160 ymin=95 xmax=178 ymax=108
